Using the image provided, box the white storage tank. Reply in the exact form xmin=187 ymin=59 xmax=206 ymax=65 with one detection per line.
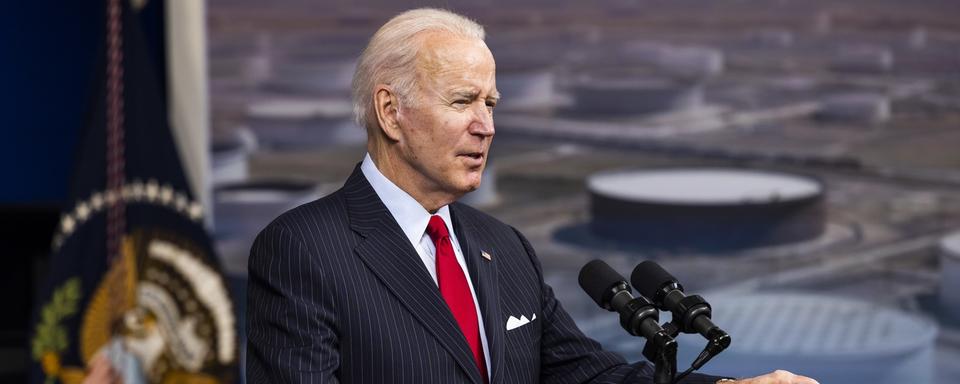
xmin=817 ymin=94 xmax=891 ymax=124
xmin=678 ymin=293 xmax=938 ymax=384
xmin=940 ymin=231 xmax=960 ymax=320
xmin=214 ymin=180 xmax=324 ymax=239
xmin=211 ymin=127 xmax=257 ymax=186
xmin=830 ymin=46 xmax=894 ymax=73
xmin=263 ymin=58 xmax=355 ymax=95
xmin=571 ymin=77 xmax=704 ymax=116
xmin=745 ymin=29 xmax=794 ymax=48
xmin=588 ymin=168 xmax=825 ymax=250
xmin=496 ymin=66 xmax=556 ymax=112
xmin=623 ymin=43 xmax=725 ymax=80
xmin=246 ymin=98 xmax=363 ymax=149
xmin=213 ymin=180 xmax=328 ymax=275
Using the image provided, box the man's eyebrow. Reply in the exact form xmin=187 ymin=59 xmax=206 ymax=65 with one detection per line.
xmin=450 ymin=89 xmax=480 ymax=99
xmin=449 ymin=89 xmax=500 ymax=102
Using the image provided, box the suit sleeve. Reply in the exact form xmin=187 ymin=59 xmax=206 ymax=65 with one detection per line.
xmin=246 ymin=221 xmax=340 ymax=383
xmin=512 ymin=228 xmax=725 ymax=384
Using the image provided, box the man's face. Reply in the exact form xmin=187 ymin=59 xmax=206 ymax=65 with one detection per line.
xmin=395 ymin=32 xmax=498 ymax=201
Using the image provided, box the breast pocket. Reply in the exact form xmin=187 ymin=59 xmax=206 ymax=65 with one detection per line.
xmin=503 ymin=310 xmax=541 ymax=346
xmin=501 ymin=309 xmax=541 ymax=378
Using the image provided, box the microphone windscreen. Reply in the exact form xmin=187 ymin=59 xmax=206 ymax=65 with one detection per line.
xmin=578 ymin=259 xmax=628 ymax=307
xmin=631 ymin=260 xmax=679 ymax=300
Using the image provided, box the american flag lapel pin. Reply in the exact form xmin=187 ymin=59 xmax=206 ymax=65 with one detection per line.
xmin=481 ymin=250 xmax=492 ymax=261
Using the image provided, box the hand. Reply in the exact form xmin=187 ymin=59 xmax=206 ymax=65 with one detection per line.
xmin=82 ymin=352 xmax=122 ymax=384
xmin=721 ymin=370 xmax=818 ymax=384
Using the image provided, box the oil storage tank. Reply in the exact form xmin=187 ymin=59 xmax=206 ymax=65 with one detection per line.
xmin=588 ymin=168 xmax=826 ymax=251
xmin=940 ymin=231 xmax=960 ymax=320
xmin=677 ymin=293 xmax=937 ymax=384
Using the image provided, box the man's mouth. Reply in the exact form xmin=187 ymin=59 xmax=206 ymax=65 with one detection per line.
xmin=458 ymin=152 xmax=485 ymax=165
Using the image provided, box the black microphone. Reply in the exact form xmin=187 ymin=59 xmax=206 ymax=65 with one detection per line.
xmin=631 ymin=260 xmax=730 ymax=370
xmin=578 ymin=260 xmax=676 ymax=354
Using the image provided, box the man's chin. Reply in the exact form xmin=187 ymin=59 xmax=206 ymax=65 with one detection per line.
xmin=453 ymin=176 xmax=483 ymax=196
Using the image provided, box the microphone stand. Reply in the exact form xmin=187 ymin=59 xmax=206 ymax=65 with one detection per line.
xmin=640 ymin=323 xmax=678 ymax=384
xmin=614 ymin=296 xmax=678 ymax=384
xmin=627 ymin=262 xmax=733 ymax=383
xmin=646 ymin=305 xmax=730 ymax=384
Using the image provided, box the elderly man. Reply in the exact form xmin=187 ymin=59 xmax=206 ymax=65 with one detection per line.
xmin=246 ymin=8 xmax=817 ymax=384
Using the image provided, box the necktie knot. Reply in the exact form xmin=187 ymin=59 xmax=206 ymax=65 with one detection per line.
xmin=426 ymin=215 xmax=449 ymax=243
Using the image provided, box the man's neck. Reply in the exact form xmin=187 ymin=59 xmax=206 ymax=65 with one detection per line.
xmin=367 ymin=149 xmax=453 ymax=213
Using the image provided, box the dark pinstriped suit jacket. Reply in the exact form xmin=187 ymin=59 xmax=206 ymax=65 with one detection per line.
xmin=246 ymin=165 xmax=723 ymax=384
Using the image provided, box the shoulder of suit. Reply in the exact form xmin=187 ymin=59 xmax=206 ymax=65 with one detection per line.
xmin=451 ymin=201 xmax=517 ymax=235
xmin=261 ymin=187 xmax=349 ymax=235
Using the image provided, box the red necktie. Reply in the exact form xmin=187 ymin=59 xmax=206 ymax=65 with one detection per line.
xmin=426 ymin=215 xmax=488 ymax=382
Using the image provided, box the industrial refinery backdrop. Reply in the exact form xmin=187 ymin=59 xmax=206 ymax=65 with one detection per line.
xmin=4 ymin=0 xmax=960 ymax=383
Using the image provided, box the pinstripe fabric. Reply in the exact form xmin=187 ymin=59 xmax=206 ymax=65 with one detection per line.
xmin=246 ymin=165 xmax=724 ymax=383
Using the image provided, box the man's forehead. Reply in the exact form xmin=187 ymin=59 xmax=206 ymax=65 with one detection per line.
xmin=416 ymin=32 xmax=494 ymax=75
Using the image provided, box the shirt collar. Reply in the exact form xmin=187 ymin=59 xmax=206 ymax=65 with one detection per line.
xmin=360 ymin=153 xmax=456 ymax=246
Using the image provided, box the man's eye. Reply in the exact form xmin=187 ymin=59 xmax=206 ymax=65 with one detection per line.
xmin=486 ymin=101 xmax=497 ymax=109
xmin=453 ymin=99 xmax=469 ymax=105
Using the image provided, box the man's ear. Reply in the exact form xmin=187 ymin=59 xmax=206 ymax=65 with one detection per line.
xmin=373 ymin=85 xmax=402 ymax=142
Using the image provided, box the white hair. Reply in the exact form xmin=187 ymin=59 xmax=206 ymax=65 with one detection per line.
xmin=351 ymin=8 xmax=485 ymax=132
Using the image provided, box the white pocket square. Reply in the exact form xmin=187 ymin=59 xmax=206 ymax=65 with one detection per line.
xmin=505 ymin=313 xmax=537 ymax=331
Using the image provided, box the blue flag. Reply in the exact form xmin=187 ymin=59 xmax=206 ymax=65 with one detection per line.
xmin=30 ymin=1 xmax=237 ymax=382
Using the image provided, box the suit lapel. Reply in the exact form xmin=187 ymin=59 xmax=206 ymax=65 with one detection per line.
xmin=343 ymin=166 xmax=483 ymax=384
xmin=452 ymin=204 xmax=505 ymax=384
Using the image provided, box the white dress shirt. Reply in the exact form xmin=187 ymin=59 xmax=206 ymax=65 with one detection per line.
xmin=360 ymin=153 xmax=491 ymax=376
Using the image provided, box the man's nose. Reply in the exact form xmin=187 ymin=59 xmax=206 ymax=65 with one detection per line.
xmin=469 ymin=104 xmax=495 ymax=137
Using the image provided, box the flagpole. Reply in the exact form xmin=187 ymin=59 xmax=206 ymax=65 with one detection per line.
xmin=167 ymin=0 xmax=213 ymax=229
